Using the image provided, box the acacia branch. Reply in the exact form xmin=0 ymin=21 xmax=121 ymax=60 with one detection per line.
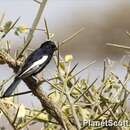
xmin=17 ymin=0 xmax=47 ymax=59
xmin=0 ymin=50 xmax=75 ymax=130
xmin=0 ymin=1 xmax=76 ymax=129
xmin=0 ymin=101 xmax=16 ymax=130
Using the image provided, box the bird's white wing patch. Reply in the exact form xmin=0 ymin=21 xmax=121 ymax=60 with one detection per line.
xmin=20 ymin=55 xmax=48 ymax=77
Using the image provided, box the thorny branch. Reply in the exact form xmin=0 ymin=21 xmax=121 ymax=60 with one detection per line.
xmin=16 ymin=0 xmax=47 ymax=59
xmin=0 ymin=0 xmax=75 ymax=129
xmin=0 ymin=50 xmax=75 ymax=130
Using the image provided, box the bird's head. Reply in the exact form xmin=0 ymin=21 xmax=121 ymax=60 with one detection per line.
xmin=40 ymin=41 xmax=57 ymax=51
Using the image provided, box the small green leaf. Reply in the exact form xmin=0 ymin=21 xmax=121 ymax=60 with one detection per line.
xmin=3 ymin=21 xmax=12 ymax=32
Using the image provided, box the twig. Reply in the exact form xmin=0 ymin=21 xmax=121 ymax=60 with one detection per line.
xmin=0 ymin=12 xmax=5 ymax=26
xmin=111 ymin=72 xmax=130 ymax=93
xmin=68 ymin=63 xmax=78 ymax=76
xmin=74 ymin=78 xmax=98 ymax=103
xmin=17 ymin=0 xmax=47 ymax=59
xmin=60 ymin=27 xmax=85 ymax=46
xmin=64 ymin=77 xmax=81 ymax=129
xmin=69 ymin=60 xmax=96 ymax=80
xmin=66 ymin=91 xmax=81 ymax=130
xmin=102 ymin=60 xmax=106 ymax=82
xmin=17 ymin=109 xmax=45 ymax=129
xmin=0 ymin=50 xmax=20 ymax=69
xmin=94 ymin=104 xmax=112 ymax=120
xmin=12 ymin=105 xmax=21 ymax=125
xmin=45 ymin=79 xmax=66 ymax=94
xmin=1 ymin=77 xmax=59 ymax=98
xmin=0 ymin=74 xmax=14 ymax=90
xmin=1 ymin=17 xmax=20 ymax=39
xmin=44 ymin=18 xmax=50 ymax=40
xmin=106 ymin=43 xmax=130 ymax=50
xmin=57 ymin=42 xmax=60 ymax=74
xmin=0 ymin=101 xmax=16 ymax=130
xmin=14 ymin=27 xmax=45 ymax=32
xmin=1 ymin=91 xmax=32 ymax=98
xmin=0 ymin=35 xmax=75 ymax=130
xmin=106 ymin=103 xmax=118 ymax=121
xmin=34 ymin=0 xmax=41 ymax=4
xmin=69 ymin=77 xmax=80 ymax=93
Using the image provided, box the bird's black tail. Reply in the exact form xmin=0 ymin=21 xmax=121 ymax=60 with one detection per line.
xmin=2 ymin=77 xmax=21 ymax=98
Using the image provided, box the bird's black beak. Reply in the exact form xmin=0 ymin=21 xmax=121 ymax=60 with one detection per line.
xmin=55 ymin=46 xmax=58 ymax=51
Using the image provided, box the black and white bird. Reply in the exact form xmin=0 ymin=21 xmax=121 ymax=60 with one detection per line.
xmin=2 ymin=40 xmax=57 ymax=97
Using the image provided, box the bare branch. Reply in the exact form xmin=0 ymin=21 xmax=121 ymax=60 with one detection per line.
xmin=60 ymin=27 xmax=85 ymax=46
xmin=1 ymin=17 xmax=20 ymax=39
xmin=0 ymin=100 xmax=16 ymax=130
xmin=0 ymin=48 xmax=75 ymax=130
xmin=17 ymin=0 xmax=47 ymax=59
xmin=34 ymin=0 xmax=41 ymax=4
xmin=106 ymin=43 xmax=130 ymax=50
xmin=44 ymin=18 xmax=50 ymax=40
